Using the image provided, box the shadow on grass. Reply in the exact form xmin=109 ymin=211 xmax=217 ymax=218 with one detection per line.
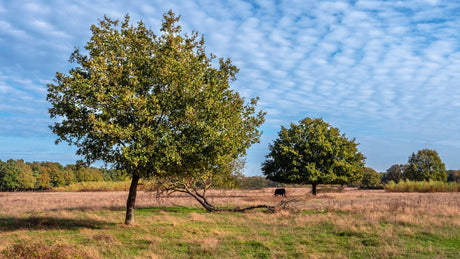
xmin=0 ymin=216 xmax=115 ymax=232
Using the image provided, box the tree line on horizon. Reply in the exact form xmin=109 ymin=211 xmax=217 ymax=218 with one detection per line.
xmin=1 ymin=156 xmax=458 ymax=192
xmin=0 ymin=158 xmax=284 ymax=191
xmin=0 ymin=159 xmax=128 ymax=191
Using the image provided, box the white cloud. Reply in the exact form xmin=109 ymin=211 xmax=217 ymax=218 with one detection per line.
xmin=0 ymin=0 xmax=460 ymax=171
xmin=0 ymin=20 xmax=29 ymax=39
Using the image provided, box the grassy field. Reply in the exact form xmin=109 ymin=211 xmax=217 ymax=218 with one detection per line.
xmin=0 ymin=188 xmax=459 ymax=258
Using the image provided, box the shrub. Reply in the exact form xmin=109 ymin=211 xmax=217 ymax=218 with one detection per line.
xmin=385 ymin=180 xmax=460 ymax=192
xmin=52 ymin=181 xmax=133 ymax=192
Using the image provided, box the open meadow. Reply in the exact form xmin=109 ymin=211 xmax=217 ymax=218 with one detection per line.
xmin=1 ymin=187 xmax=459 ymax=258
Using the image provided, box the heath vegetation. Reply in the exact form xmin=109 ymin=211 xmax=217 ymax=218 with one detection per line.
xmin=1 ymin=188 xmax=459 ymax=258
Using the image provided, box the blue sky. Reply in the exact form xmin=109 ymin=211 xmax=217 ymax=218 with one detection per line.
xmin=1 ymin=0 xmax=459 ymax=175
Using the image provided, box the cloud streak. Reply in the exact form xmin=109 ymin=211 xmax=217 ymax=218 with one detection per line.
xmin=1 ymin=0 xmax=459 ymax=173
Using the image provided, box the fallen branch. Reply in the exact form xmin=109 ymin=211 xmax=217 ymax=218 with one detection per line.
xmin=213 ymin=204 xmax=275 ymax=213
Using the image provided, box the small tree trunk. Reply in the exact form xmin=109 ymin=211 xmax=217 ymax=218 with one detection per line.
xmin=125 ymin=174 xmax=140 ymax=225
xmin=312 ymin=183 xmax=317 ymax=196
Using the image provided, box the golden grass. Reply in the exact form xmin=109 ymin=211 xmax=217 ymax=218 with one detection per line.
xmin=2 ymin=187 xmax=460 ymax=217
xmin=1 ymin=187 xmax=459 ymax=258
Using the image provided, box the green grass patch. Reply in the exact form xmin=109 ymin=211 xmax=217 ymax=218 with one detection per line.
xmin=1 ymin=205 xmax=459 ymax=258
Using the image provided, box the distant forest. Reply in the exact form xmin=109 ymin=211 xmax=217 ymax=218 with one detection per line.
xmin=1 ymin=159 xmax=459 ymax=191
xmin=0 ymin=159 xmax=128 ymax=191
xmin=0 ymin=159 xmax=283 ymax=191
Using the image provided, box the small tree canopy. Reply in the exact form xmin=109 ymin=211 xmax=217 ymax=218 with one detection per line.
xmin=385 ymin=164 xmax=404 ymax=183
xmin=262 ymin=117 xmax=365 ymax=195
xmin=47 ymin=11 xmax=264 ymax=224
xmin=360 ymin=167 xmax=381 ymax=189
xmin=404 ymin=149 xmax=447 ymax=182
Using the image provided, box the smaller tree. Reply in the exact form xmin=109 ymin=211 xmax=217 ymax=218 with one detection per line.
xmin=360 ymin=167 xmax=381 ymax=189
xmin=404 ymin=149 xmax=447 ymax=182
xmin=385 ymin=164 xmax=404 ymax=183
xmin=262 ymin=117 xmax=365 ymax=195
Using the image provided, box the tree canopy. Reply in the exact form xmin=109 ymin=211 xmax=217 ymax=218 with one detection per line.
xmin=384 ymin=164 xmax=404 ymax=183
xmin=360 ymin=167 xmax=382 ymax=189
xmin=262 ymin=117 xmax=365 ymax=195
xmin=47 ymin=11 xmax=264 ymax=224
xmin=404 ymin=149 xmax=447 ymax=182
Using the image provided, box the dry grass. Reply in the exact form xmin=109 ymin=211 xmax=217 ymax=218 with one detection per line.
xmin=1 ymin=187 xmax=459 ymax=258
xmin=2 ymin=187 xmax=459 ymax=219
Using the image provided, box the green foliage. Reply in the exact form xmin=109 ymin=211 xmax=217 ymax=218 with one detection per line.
xmin=52 ymin=181 xmax=132 ymax=192
xmin=262 ymin=117 xmax=365 ymax=195
xmin=65 ymin=164 xmax=104 ymax=182
xmin=38 ymin=172 xmax=50 ymax=189
xmin=0 ymin=160 xmax=39 ymax=190
xmin=47 ymin=11 xmax=264 ymax=222
xmin=15 ymin=160 xmax=36 ymax=190
xmin=447 ymin=170 xmax=460 ymax=183
xmin=384 ymin=164 xmax=404 ymax=183
xmin=0 ymin=159 xmax=126 ymax=191
xmin=385 ymin=180 xmax=460 ymax=192
xmin=404 ymin=149 xmax=447 ymax=182
xmin=101 ymin=168 xmax=129 ymax=181
xmin=39 ymin=162 xmax=66 ymax=187
xmin=0 ymin=160 xmax=20 ymax=191
xmin=47 ymin=11 xmax=264 ymax=179
xmin=238 ymin=176 xmax=281 ymax=189
xmin=360 ymin=167 xmax=382 ymax=189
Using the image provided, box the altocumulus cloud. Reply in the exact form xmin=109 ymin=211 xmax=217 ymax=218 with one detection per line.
xmin=0 ymin=0 xmax=459 ymax=173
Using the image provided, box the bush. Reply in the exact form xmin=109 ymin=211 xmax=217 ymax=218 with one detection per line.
xmin=52 ymin=181 xmax=133 ymax=192
xmin=385 ymin=180 xmax=460 ymax=192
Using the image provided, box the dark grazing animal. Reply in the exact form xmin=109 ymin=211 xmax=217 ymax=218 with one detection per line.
xmin=274 ymin=188 xmax=286 ymax=197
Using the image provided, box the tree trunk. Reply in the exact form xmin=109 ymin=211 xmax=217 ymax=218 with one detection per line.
xmin=312 ymin=183 xmax=317 ymax=196
xmin=125 ymin=174 xmax=140 ymax=225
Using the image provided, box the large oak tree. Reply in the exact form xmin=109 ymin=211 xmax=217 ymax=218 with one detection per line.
xmin=262 ymin=117 xmax=365 ymax=195
xmin=47 ymin=11 xmax=264 ymax=225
